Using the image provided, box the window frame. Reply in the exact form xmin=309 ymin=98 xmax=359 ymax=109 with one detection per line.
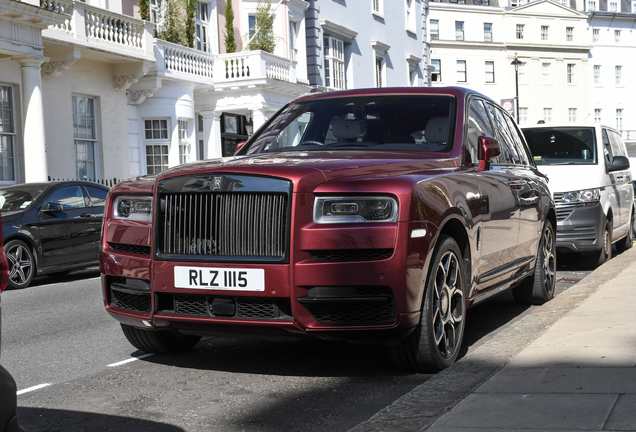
xmin=324 ymin=36 xmax=346 ymax=90
xmin=0 ymin=84 xmax=17 ymax=185
xmin=178 ymin=119 xmax=189 ymax=165
xmin=484 ymin=23 xmax=492 ymax=42
xmin=541 ymin=25 xmax=549 ymax=41
xmin=430 ymin=19 xmax=439 ymax=40
xmin=144 ymin=118 xmax=170 ymax=175
xmin=431 ymin=59 xmax=442 ymax=83
xmin=194 ymin=0 xmax=211 ymax=53
xmin=457 ymin=60 xmax=467 ymax=83
xmin=567 ymin=63 xmax=575 ymax=84
xmin=485 ymin=61 xmax=495 ymax=83
xmin=72 ymin=95 xmax=99 ymax=182
xmin=615 ymin=65 xmax=622 ymax=86
xmin=516 ymin=24 xmax=524 ymax=40
xmin=594 ymin=65 xmax=601 ymax=85
xmin=455 ymin=21 xmax=464 ymax=41
xmin=566 ymin=27 xmax=574 ymax=42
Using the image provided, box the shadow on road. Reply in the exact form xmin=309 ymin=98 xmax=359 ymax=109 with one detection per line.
xmin=18 ymin=407 xmax=184 ymax=432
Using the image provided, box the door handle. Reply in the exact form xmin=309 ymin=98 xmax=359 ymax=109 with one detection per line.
xmin=507 ymin=179 xmax=527 ymax=190
xmin=80 ymin=212 xmax=93 ymax=218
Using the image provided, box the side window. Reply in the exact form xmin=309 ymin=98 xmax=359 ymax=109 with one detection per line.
xmin=85 ymin=186 xmax=108 ymax=206
xmin=47 ymin=186 xmax=87 ymax=209
xmin=608 ymin=131 xmax=626 ymax=157
xmin=504 ymin=115 xmax=531 ymax=165
xmin=465 ymin=99 xmax=495 ymax=165
xmin=485 ymin=103 xmax=515 ymax=165
xmin=602 ymin=129 xmax=614 ymax=166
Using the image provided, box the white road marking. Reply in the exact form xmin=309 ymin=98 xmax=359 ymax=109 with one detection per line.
xmin=17 ymin=383 xmax=51 ymax=395
xmin=107 ymin=353 xmax=154 ymax=367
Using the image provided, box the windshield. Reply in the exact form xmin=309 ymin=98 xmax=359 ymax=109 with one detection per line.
xmin=523 ymin=127 xmax=597 ymax=165
xmin=242 ymin=95 xmax=455 ymax=154
xmin=0 ymin=184 xmax=49 ymax=212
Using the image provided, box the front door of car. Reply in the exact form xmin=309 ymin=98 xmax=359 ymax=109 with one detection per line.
xmin=36 ymin=185 xmax=97 ymax=268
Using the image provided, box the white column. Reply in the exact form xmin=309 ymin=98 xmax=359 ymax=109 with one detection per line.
xmin=19 ymin=58 xmax=48 ymax=182
xmin=200 ymin=111 xmax=222 ymax=159
xmin=252 ymin=109 xmax=269 ymax=131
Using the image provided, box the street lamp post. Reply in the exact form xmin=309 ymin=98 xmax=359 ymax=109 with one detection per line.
xmin=510 ymin=53 xmax=522 ymax=123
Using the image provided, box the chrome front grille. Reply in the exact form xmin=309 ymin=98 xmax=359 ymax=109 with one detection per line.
xmin=553 ymin=192 xmax=563 ymax=205
xmin=157 ymin=176 xmax=290 ymax=260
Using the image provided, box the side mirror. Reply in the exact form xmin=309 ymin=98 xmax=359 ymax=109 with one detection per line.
xmin=477 ymin=136 xmax=500 ymax=171
xmin=235 ymin=142 xmax=246 ymax=155
xmin=608 ymin=155 xmax=630 ymax=173
xmin=41 ymin=202 xmax=63 ymax=213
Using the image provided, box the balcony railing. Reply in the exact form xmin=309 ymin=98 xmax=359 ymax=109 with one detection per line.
xmin=41 ymin=0 xmax=154 ymax=61
xmin=154 ymin=40 xmax=214 ymax=83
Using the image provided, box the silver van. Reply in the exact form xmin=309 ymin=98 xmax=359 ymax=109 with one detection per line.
xmin=522 ymin=123 xmax=634 ymax=267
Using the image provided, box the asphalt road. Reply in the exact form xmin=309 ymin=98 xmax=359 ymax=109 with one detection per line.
xmin=0 ymin=255 xmax=596 ymax=432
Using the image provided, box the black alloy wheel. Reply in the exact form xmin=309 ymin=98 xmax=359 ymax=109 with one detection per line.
xmin=512 ymin=220 xmax=556 ymax=305
xmin=587 ymin=219 xmax=612 ymax=269
xmin=391 ymin=235 xmax=466 ymax=373
xmin=5 ymin=239 xmax=35 ymax=289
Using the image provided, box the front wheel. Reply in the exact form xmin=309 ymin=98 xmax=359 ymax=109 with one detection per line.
xmin=512 ymin=220 xmax=556 ymax=305
xmin=4 ymin=239 xmax=35 ymax=289
xmin=586 ymin=219 xmax=612 ymax=269
xmin=121 ymin=324 xmax=202 ymax=354
xmin=616 ymin=207 xmax=634 ymax=253
xmin=391 ymin=235 xmax=466 ymax=373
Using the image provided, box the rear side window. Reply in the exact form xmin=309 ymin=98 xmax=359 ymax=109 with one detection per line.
xmin=503 ymin=115 xmax=531 ymax=165
xmin=85 ymin=186 xmax=108 ymax=206
xmin=608 ymin=130 xmax=627 ymax=157
xmin=485 ymin=103 xmax=516 ymax=165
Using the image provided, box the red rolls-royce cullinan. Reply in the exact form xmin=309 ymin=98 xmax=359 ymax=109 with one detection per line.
xmin=101 ymin=87 xmax=556 ymax=373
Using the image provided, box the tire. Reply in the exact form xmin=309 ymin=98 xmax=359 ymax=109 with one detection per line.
xmin=512 ymin=220 xmax=556 ymax=305
xmin=586 ymin=219 xmax=612 ymax=269
xmin=391 ymin=235 xmax=466 ymax=373
xmin=616 ymin=207 xmax=634 ymax=253
xmin=4 ymin=239 xmax=35 ymax=289
xmin=120 ymin=324 xmax=202 ymax=354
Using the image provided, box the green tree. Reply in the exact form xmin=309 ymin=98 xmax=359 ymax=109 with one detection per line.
xmin=184 ymin=0 xmax=196 ymax=48
xmin=138 ymin=0 xmax=149 ymax=21
xmin=159 ymin=0 xmax=186 ymax=44
xmin=245 ymin=0 xmax=277 ymax=53
xmin=224 ymin=0 xmax=236 ymax=53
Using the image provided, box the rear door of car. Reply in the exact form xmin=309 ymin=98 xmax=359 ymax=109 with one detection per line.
xmin=37 ymin=185 xmax=96 ymax=268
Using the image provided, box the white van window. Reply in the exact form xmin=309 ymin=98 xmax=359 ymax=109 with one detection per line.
xmin=523 ymin=127 xmax=596 ymax=165
xmin=602 ymin=129 xmax=613 ymax=166
xmin=608 ymin=131 xmax=627 ymax=157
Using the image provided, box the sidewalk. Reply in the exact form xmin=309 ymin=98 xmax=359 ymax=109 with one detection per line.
xmin=351 ymin=246 xmax=636 ymax=432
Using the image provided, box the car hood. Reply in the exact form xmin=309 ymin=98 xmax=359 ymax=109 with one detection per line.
xmin=151 ymin=151 xmax=458 ymax=193
xmin=535 ymin=164 xmax=606 ymax=195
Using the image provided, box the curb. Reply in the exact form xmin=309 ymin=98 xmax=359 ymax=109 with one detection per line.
xmin=349 ymin=246 xmax=636 ymax=432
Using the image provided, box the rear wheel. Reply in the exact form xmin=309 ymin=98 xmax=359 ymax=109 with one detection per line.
xmin=512 ymin=220 xmax=556 ymax=305
xmin=120 ymin=324 xmax=202 ymax=354
xmin=4 ymin=239 xmax=35 ymax=289
xmin=391 ymin=235 xmax=466 ymax=373
xmin=616 ymin=207 xmax=634 ymax=252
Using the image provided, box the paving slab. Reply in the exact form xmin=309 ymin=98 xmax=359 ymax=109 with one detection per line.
xmin=604 ymin=394 xmax=636 ymax=431
xmin=510 ymin=345 xmax=636 ymax=368
xmin=427 ymin=393 xmax=618 ymax=430
xmin=475 ymin=367 xmax=636 ymax=394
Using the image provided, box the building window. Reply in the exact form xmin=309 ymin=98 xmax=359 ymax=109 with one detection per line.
xmin=593 ymin=28 xmax=599 ymax=42
xmin=431 ymin=59 xmax=442 ymax=82
xmin=474 ymin=0 xmax=489 ymax=4
xmin=542 ymin=63 xmax=551 ymax=84
xmin=566 ymin=27 xmax=573 ymax=41
xmin=178 ymin=120 xmax=189 ymax=165
xmin=588 ymin=0 xmax=597 ymax=10
xmin=594 ymin=65 xmax=601 ymax=85
xmin=595 ymin=109 xmax=602 ymax=123
xmin=543 ymin=108 xmax=552 ymax=122
xmin=144 ymin=119 xmax=169 ymax=174
xmin=72 ymin=96 xmax=97 ymax=181
xmin=615 ymin=30 xmax=621 ymax=43
xmin=568 ymin=108 xmax=577 ymax=122
xmin=149 ymin=0 xmax=162 ymax=24
xmin=372 ymin=0 xmax=383 ymax=15
xmin=430 ymin=20 xmax=439 ymax=40
xmin=484 ymin=23 xmax=492 ymax=42
xmin=375 ymin=56 xmax=385 ymax=87
xmin=324 ymin=36 xmax=345 ymax=90
xmin=249 ymin=15 xmax=257 ymax=38
xmin=457 ymin=60 xmax=467 ymax=82
xmin=406 ymin=0 xmax=416 ymax=32
xmin=541 ymin=25 xmax=548 ymax=41
xmin=195 ymin=1 xmax=211 ymax=53
xmin=609 ymin=1 xmax=617 ymax=11
xmin=516 ymin=24 xmax=524 ymax=40
xmin=485 ymin=61 xmax=494 ymax=83
xmin=518 ymin=62 xmax=526 ymax=84
xmin=456 ymin=21 xmax=464 ymax=41
xmin=198 ymin=114 xmax=204 ymax=132
xmin=567 ymin=64 xmax=575 ymax=84
xmin=616 ymin=109 xmax=623 ymax=131
xmin=289 ymin=20 xmax=299 ymax=61
xmin=615 ymin=65 xmax=622 ymax=85
xmin=198 ymin=139 xmax=205 ymax=160
xmin=0 ymin=85 xmax=16 ymax=183
xmin=519 ymin=107 xmax=528 ymax=124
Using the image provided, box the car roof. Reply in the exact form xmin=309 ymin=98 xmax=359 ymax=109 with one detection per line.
xmin=292 ymin=86 xmax=486 ymax=104
xmin=0 ymin=181 xmax=109 ymax=190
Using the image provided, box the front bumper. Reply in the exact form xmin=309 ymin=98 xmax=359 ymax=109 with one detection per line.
xmin=555 ymin=202 xmax=604 ymax=254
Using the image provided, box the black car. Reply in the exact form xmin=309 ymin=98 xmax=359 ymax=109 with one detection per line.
xmin=0 ymin=181 xmax=109 ymax=289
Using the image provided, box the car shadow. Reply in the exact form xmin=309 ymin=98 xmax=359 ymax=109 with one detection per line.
xmin=26 ymin=267 xmax=101 ymax=289
xmin=17 ymin=407 xmax=185 ymax=432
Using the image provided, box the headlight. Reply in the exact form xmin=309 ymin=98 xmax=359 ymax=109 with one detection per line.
xmin=112 ymin=196 xmax=153 ymax=222
xmin=313 ymin=196 xmax=398 ymax=224
xmin=561 ymin=189 xmax=600 ymax=204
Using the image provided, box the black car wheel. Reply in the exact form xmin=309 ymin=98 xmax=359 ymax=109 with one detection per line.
xmin=587 ymin=219 xmax=612 ymax=269
xmin=513 ymin=220 xmax=556 ymax=305
xmin=616 ymin=207 xmax=634 ymax=252
xmin=5 ymin=239 xmax=35 ymax=289
xmin=391 ymin=235 xmax=466 ymax=373
xmin=121 ymin=324 xmax=202 ymax=354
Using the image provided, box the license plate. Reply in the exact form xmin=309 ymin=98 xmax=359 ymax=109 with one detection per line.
xmin=174 ymin=266 xmax=265 ymax=291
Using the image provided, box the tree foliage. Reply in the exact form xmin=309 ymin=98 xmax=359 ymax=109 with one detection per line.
xmin=184 ymin=0 xmax=197 ymax=48
xmin=138 ymin=0 xmax=149 ymax=21
xmin=224 ymin=0 xmax=236 ymax=53
xmin=159 ymin=0 xmax=186 ymax=45
xmin=245 ymin=0 xmax=277 ymax=53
